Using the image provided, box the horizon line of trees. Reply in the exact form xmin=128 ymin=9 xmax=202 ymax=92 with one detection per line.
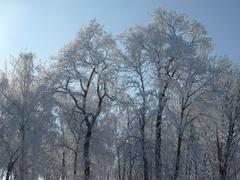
xmin=0 ymin=7 xmax=239 ymax=180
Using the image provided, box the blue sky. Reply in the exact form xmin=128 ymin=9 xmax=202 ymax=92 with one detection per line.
xmin=0 ymin=0 xmax=239 ymax=63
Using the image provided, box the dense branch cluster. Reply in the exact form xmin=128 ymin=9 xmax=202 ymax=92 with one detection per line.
xmin=0 ymin=8 xmax=239 ymax=180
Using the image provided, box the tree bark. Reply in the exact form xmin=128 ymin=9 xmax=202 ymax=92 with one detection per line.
xmin=174 ymin=133 xmax=182 ymax=180
xmin=5 ymin=160 xmax=15 ymax=180
xmin=31 ymin=143 xmax=37 ymax=180
xmin=155 ymin=95 xmax=164 ymax=180
xmin=19 ymin=125 xmax=26 ymax=180
xmin=141 ymin=125 xmax=149 ymax=180
xmin=117 ymin=146 xmax=121 ymax=180
xmin=84 ymin=127 xmax=92 ymax=180
xmin=73 ymin=151 xmax=78 ymax=179
xmin=61 ymin=151 xmax=66 ymax=180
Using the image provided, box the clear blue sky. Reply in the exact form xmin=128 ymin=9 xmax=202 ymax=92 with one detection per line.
xmin=0 ymin=0 xmax=239 ymax=63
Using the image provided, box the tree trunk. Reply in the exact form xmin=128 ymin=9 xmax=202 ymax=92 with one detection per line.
xmin=117 ymin=147 xmax=121 ymax=180
xmin=5 ymin=169 xmax=11 ymax=180
xmin=19 ymin=126 xmax=26 ymax=180
xmin=128 ymin=163 xmax=132 ymax=180
xmin=155 ymin=95 xmax=164 ymax=180
xmin=73 ymin=151 xmax=78 ymax=179
xmin=216 ymin=117 xmax=235 ymax=180
xmin=5 ymin=160 xmax=15 ymax=180
xmin=84 ymin=127 xmax=92 ymax=180
xmin=122 ymin=157 xmax=125 ymax=180
xmin=174 ymin=133 xmax=182 ymax=180
xmin=141 ymin=125 xmax=149 ymax=180
xmin=128 ymin=148 xmax=133 ymax=180
xmin=219 ymin=167 xmax=227 ymax=180
xmin=31 ymin=143 xmax=37 ymax=180
xmin=61 ymin=151 xmax=66 ymax=180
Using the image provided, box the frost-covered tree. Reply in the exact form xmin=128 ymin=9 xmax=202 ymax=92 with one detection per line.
xmin=119 ymin=7 xmax=212 ymax=180
xmin=206 ymin=60 xmax=240 ymax=180
xmin=51 ymin=20 xmax=118 ymax=180
xmin=0 ymin=52 xmax=55 ymax=180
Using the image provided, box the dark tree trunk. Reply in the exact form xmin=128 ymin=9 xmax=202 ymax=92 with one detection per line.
xmin=5 ymin=166 xmax=11 ymax=180
xmin=84 ymin=127 xmax=92 ymax=180
xmin=155 ymin=95 xmax=164 ymax=180
xmin=73 ymin=151 xmax=78 ymax=178
xmin=141 ymin=126 xmax=149 ymax=180
xmin=128 ymin=150 xmax=132 ymax=180
xmin=128 ymin=163 xmax=132 ymax=180
xmin=174 ymin=134 xmax=182 ymax=180
xmin=122 ymin=157 xmax=125 ymax=180
xmin=19 ymin=125 xmax=26 ymax=180
xmin=117 ymin=147 xmax=121 ymax=180
xmin=61 ymin=151 xmax=66 ymax=180
xmin=31 ymin=143 xmax=38 ymax=180
xmin=5 ymin=160 xmax=15 ymax=180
